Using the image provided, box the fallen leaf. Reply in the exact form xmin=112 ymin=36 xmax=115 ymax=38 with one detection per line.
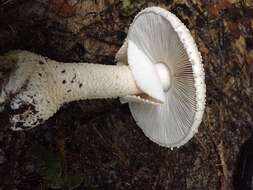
xmin=245 ymin=0 xmax=253 ymax=6
xmin=246 ymin=50 xmax=253 ymax=64
xmin=51 ymin=0 xmax=77 ymax=17
xmin=235 ymin=36 xmax=246 ymax=55
xmin=208 ymin=0 xmax=233 ymax=16
xmin=224 ymin=20 xmax=240 ymax=39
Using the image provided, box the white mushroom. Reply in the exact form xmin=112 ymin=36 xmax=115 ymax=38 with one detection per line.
xmin=117 ymin=7 xmax=206 ymax=148
xmin=0 ymin=7 xmax=206 ymax=148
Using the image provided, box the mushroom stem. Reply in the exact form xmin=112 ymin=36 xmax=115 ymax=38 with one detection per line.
xmin=50 ymin=62 xmax=142 ymax=103
xmin=0 ymin=51 xmax=142 ymax=129
xmin=154 ymin=63 xmax=171 ymax=92
xmin=3 ymin=51 xmax=142 ymax=104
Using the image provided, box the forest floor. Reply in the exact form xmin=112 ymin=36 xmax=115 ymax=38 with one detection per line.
xmin=0 ymin=0 xmax=253 ymax=189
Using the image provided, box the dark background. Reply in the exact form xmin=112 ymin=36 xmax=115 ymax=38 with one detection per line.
xmin=0 ymin=0 xmax=253 ymax=189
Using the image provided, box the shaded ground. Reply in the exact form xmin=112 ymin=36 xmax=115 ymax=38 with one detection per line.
xmin=0 ymin=0 xmax=253 ymax=189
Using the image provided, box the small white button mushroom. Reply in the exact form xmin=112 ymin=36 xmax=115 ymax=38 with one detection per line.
xmin=0 ymin=7 xmax=206 ymax=148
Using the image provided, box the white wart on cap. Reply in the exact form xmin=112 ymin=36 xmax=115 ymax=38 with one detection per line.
xmin=116 ymin=7 xmax=206 ymax=148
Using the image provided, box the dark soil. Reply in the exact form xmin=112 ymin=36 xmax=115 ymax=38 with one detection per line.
xmin=0 ymin=0 xmax=253 ymax=189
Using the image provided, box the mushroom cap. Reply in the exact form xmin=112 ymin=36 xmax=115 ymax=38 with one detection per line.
xmin=116 ymin=7 xmax=206 ymax=148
